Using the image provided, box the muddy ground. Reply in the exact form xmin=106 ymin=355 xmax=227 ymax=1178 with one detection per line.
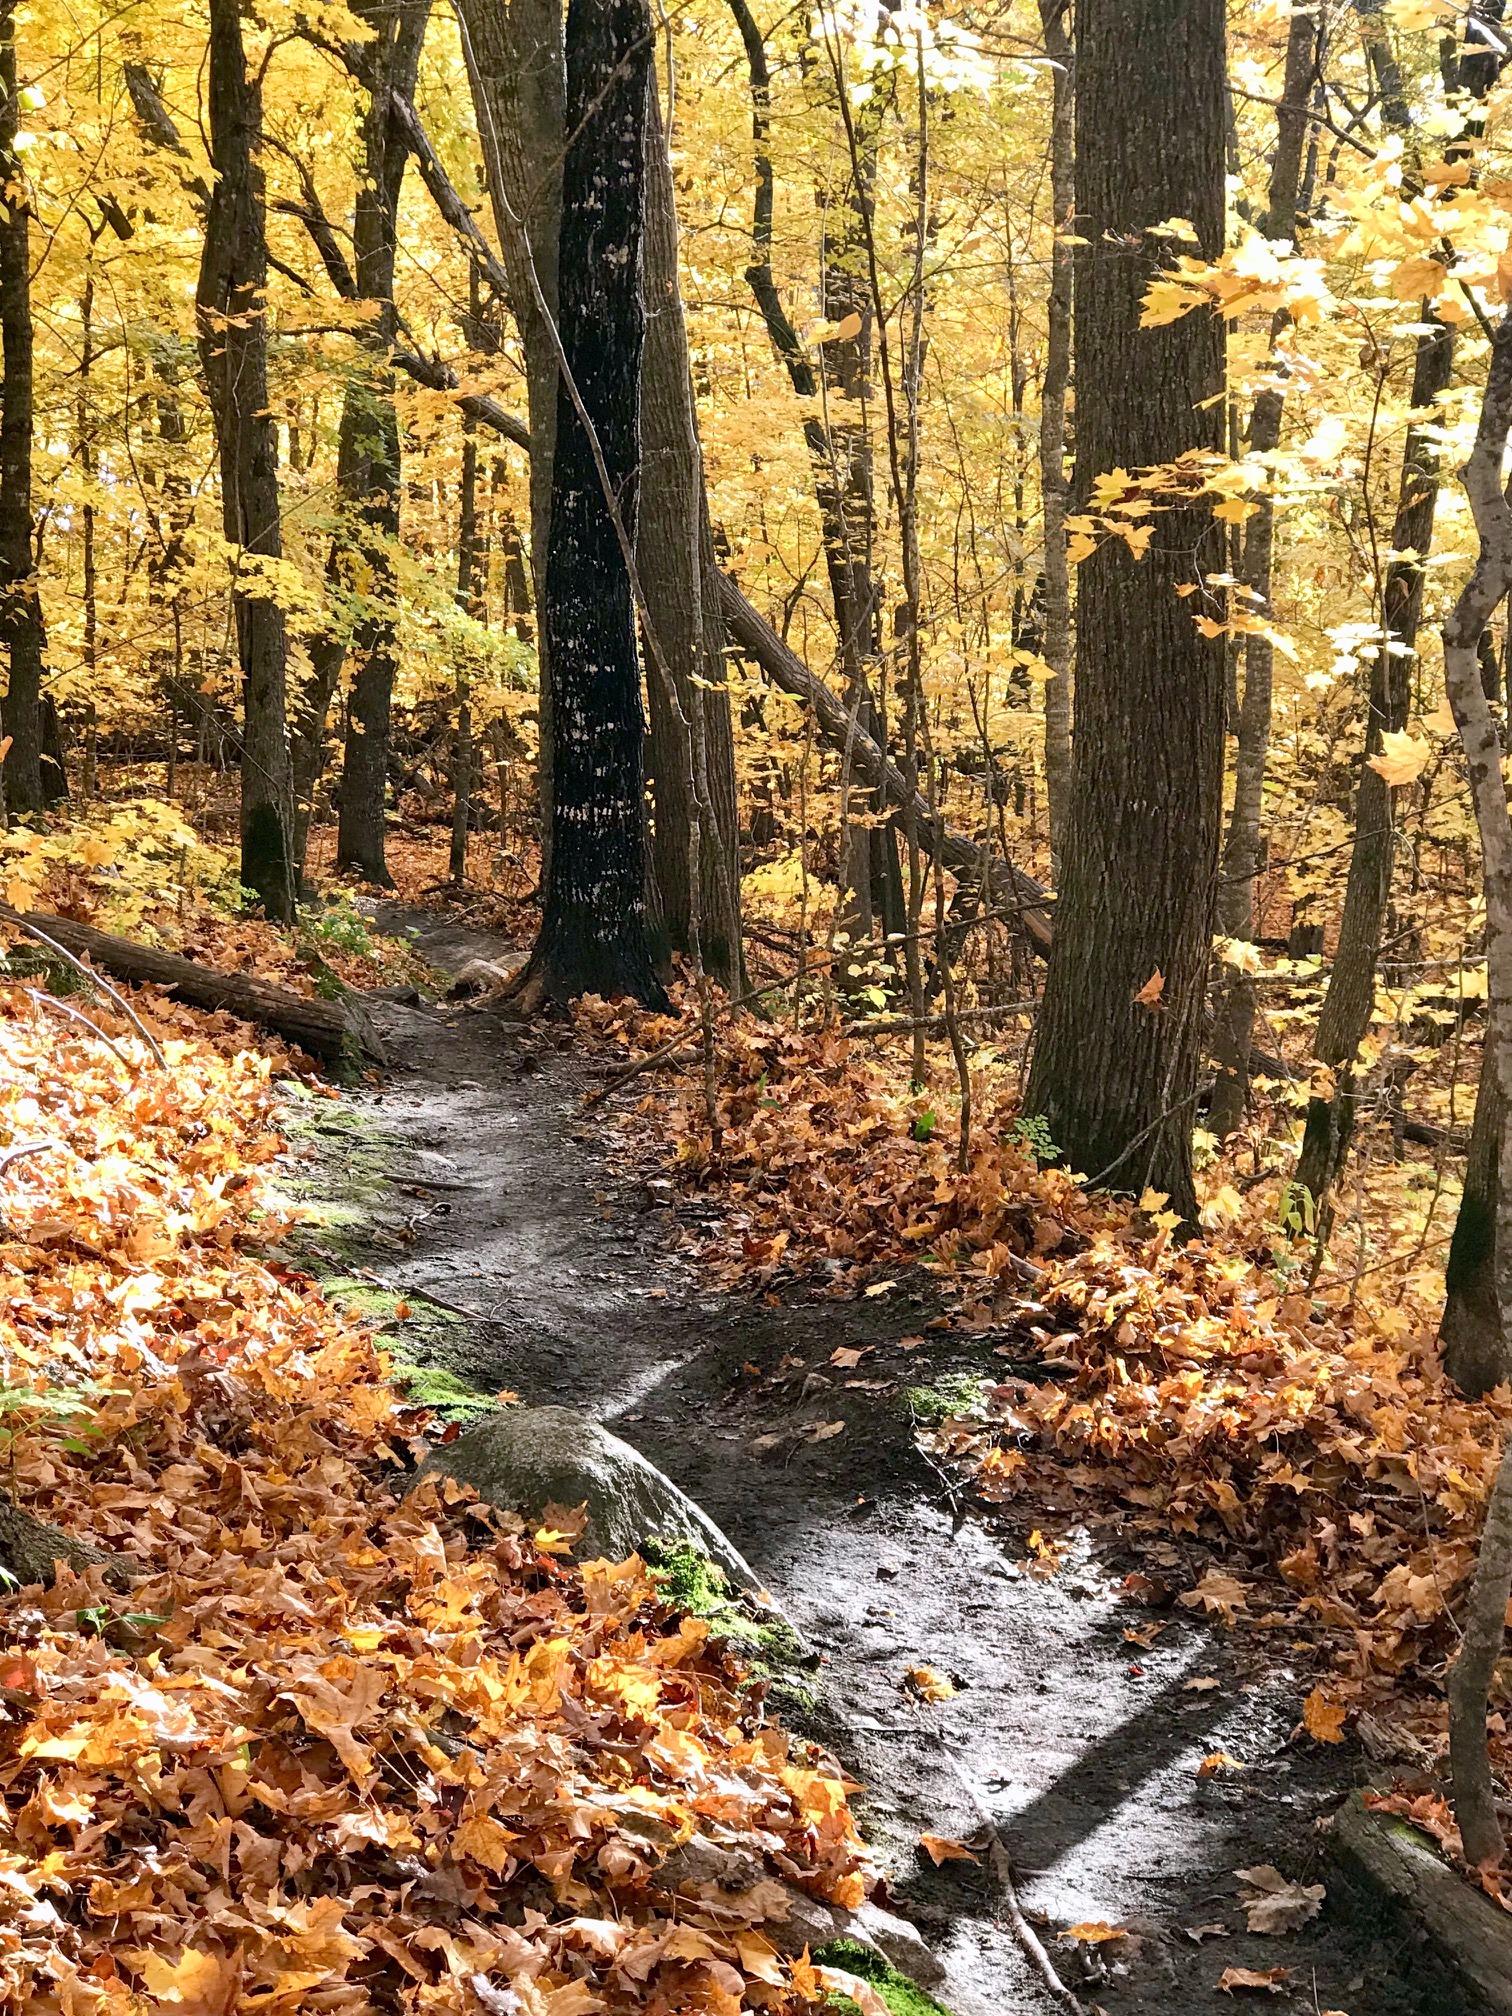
xmin=277 ymin=905 xmax=1455 ymax=2016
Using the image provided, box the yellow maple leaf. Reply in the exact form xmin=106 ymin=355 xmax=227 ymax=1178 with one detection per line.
xmin=1302 ymin=1688 xmax=1347 ymax=1744
xmin=1368 ymin=729 xmax=1431 ymax=788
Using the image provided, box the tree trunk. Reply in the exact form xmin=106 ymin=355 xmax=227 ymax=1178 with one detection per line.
xmin=196 ymin=0 xmax=296 ymax=919
xmin=1443 ymin=1039 xmax=1505 ymax=1394
xmin=639 ymin=81 xmax=743 ymax=991
xmin=1436 ymin=313 xmax=1512 ymax=1869
xmin=1209 ymin=1 xmax=1318 ymax=1140
xmin=0 ymin=0 xmax=47 ymax=816
xmin=1292 ymin=319 xmax=1454 ymax=1202
xmin=515 ymin=0 xmax=666 ymax=1010
xmin=456 ymin=0 xmax=563 ymax=867
xmin=333 ymin=0 xmax=431 ymax=886
xmin=1295 ymin=30 xmax=1494 ymax=1206
xmin=1037 ymin=0 xmax=1073 ymax=871
xmin=451 ymin=402 xmax=482 ymax=886
xmin=1023 ymin=0 xmax=1227 ymax=1224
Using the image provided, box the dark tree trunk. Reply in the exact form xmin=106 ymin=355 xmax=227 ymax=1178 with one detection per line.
xmin=516 ymin=0 xmax=666 ymax=1009
xmin=333 ymin=0 xmax=431 ymax=886
xmin=639 ymin=82 xmax=743 ymax=991
xmin=0 ymin=0 xmax=47 ymax=815
xmin=196 ymin=0 xmax=296 ymax=918
xmin=1023 ymin=0 xmax=1227 ymax=1224
xmin=1443 ymin=1038 xmax=1504 ymax=1394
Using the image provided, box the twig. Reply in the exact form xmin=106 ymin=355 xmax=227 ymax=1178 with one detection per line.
xmin=22 ymin=987 xmax=135 ymax=1068
xmin=845 ymin=1000 xmax=1036 ymax=1037
xmin=305 ymin=1244 xmax=489 ymax=1323
xmin=0 ymin=1140 xmax=59 ymax=1178
xmin=934 ymin=1736 xmax=1087 ymax=2015
xmin=2 ymin=917 xmax=166 ymax=1066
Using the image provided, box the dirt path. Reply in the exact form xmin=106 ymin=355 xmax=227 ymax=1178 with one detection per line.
xmin=284 ymin=906 xmax=1440 ymax=2016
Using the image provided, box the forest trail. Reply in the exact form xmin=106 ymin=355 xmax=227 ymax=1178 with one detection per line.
xmin=284 ymin=907 xmax=1436 ymax=2016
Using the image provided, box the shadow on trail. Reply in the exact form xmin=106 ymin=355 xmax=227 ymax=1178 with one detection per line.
xmin=289 ymin=905 xmax=1443 ymax=2016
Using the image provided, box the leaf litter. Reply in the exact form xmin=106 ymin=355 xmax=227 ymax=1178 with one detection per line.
xmin=0 ymin=981 xmax=869 ymax=2014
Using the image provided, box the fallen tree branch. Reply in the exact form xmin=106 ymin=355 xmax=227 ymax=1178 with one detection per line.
xmin=22 ymin=987 xmax=135 ymax=1068
xmin=0 ymin=1140 xmax=59 ymax=1178
xmin=717 ymin=575 xmax=1055 ymax=954
xmin=844 ymin=1000 xmax=1037 ymax=1037
xmin=935 ymin=1735 xmax=1087 ymax=2015
xmin=2 ymin=913 xmax=166 ymax=1066
xmin=0 ymin=906 xmax=387 ymax=1066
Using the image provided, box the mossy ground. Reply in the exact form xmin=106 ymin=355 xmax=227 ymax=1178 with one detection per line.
xmin=903 ymin=1373 xmax=988 ymax=1424
xmin=641 ymin=1539 xmax=818 ymax=1714
xmin=814 ymin=1939 xmax=953 ymax=2016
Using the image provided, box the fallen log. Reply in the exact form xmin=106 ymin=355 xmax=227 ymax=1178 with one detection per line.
xmin=718 ymin=575 xmax=1055 ymax=954
xmin=0 ymin=904 xmax=387 ymax=1065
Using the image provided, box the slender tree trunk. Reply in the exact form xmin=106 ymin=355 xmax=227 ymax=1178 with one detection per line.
xmin=1437 ymin=314 xmax=1512 ymax=1868
xmin=639 ymin=81 xmax=743 ymax=990
xmin=515 ymin=0 xmax=666 ymax=1010
xmin=450 ymin=406 xmax=481 ymax=886
xmin=334 ymin=0 xmax=431 ymax=885
xmin=1037 ymin=0 xmax=1073 ymax=870
xmin=1295 ymin=29 xmax=1495 ymax=1205
xmin=1209 ymin=1 xmax=1318 ymax=1139
xmin=1023 ymin=0 xmax=1227 ymax=1224
xmin=456 ymin=0 xmax=562 ymax=867
xmin=196 ymin=0 xmax=296 ymax=918
xmin=0 ymin=0 xmax=47 ymax=815
xmin=1442 ymin=1038 xmax=1504 ymax=1393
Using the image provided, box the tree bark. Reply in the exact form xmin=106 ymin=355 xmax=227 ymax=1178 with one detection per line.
xmin=1437 ymin=313 xmax=1512 ymax=1867
xmin=455 ymin=0 xmax=563 ymax=863
xmin=196 ymin=0 xmax=297 ymax=919
xmin=1295 ymin=29 xmax=1496 ymax=1205
xmin=333 ymin=0 xmax=431 ymax=886
xmin=1209 ymin=1 xmax=1318 ymax=1140
xmin=450 ymin=392 xmax=482 ymax=886
xmin=0 ymin=902 xmax=386 ymax=1062
xmin=1443 ymin=1038 xmax=1504 ymax=1395
xmin=639 ymin=81 xmax=743 ymax=991
xmin=1037 ymin=0 xmax=1074 ymax=870
xmin=0 ymin=0 xmax=48 ymax=815
xmin=1023 ymin=0 xmax=1227 ymax=1224
xmin=514 ymin=0 xmax=666 ymax=1010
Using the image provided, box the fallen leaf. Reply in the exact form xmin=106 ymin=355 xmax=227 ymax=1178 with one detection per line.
xmin=905 ymin=1664 xmax=956 ymax=1702
xmin=1302 ymin=1687 xmax=1347 ymax=1744
xmin=1183 ymin=1675 xmax=1221 ymax=1692
xmin=805 ymin=1419 xmax=846 ymax=1442
xmin=1198 ymin=1751 xmax=1245 ymax=1778
xmin=920 ymin=1832 xmax=979 ymax=1865
xmin=864 ymin=1280 xmax=898 ymax=1297
xmin=1180 ymin=1570 xmax=1250 ymax=1623
xmin=1132 ymin=969 xmax=1166 ymax=1006
xmin=1218 ymin=1965 xmax=1293 ymax=1993
xmin=1059 ymin=1921 xmax=1126 ymax=1944
xmin=817 ymin=1965 xmax=889 ymax=2016
xmin=1184 ymin=1923 xmax=1231 ymax=1942
xmin=830 ymin=1346 xmax=869 ymax=1368
xmin=1236 ymin=1865 xmax=1326 ymax=1934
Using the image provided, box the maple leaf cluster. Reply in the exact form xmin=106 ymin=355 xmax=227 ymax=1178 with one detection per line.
xmin=0 ymin=985 xmax=866 ymax=2015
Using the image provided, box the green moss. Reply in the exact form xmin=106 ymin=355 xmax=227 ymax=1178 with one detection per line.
xmin=905 ymin=1373 xmax=987 ymax=1424
xmin=389 ymin=1358 xmax=500 ymax=1420
xmin=642 ymin=1539 xmax=816 ymax=1712
xmin=814 ymin=1940 xmax=953 ymax=2016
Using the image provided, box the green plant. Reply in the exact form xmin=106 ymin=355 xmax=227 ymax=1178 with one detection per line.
xmin=912 ymin=1108 xmax=936 ymax=1143
xmin=1007 ymin=1113 xmax=1059 ymax=1164
xmin=299 ymin=900 xmax=374 ymax=960
xmin=1277 ymin=1180 xmax=1316 ymax=1238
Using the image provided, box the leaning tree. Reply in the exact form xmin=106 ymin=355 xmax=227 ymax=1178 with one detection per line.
xmin=1023 ymin=0 xmax=1228 ymax=1223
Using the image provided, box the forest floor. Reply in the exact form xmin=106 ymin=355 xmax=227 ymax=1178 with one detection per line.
xmin=284 ymin=899 xmax=1450 ymax=2016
